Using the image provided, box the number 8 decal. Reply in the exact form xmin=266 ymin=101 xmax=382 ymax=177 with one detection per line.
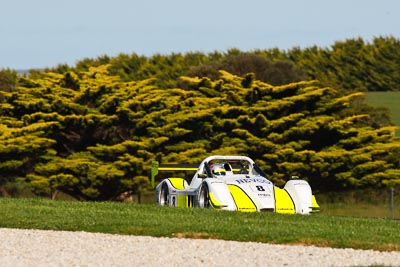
xmin=256 ymin=185 xmax=265 ymax=191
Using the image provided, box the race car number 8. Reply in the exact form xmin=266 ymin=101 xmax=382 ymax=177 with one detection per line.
xmin=250 ymin=185 xmax=269 ymax=193
xmin=256 ymin=185 xmax=265 ymax=191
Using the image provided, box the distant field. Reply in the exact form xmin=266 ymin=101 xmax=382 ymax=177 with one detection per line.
xmin=366 ymin=91 xmax=400 ymax=135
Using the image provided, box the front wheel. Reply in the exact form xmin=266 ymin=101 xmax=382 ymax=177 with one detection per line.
xmin=197 ymin=183 xmax=211 ymax=209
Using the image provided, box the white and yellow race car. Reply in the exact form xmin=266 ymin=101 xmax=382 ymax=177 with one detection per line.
xmin=152 ymin=155 xmax=319 ymax=214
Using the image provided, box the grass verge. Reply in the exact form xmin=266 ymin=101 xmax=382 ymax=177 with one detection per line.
xmin=1 ymin=198 xmax=399 ymax=252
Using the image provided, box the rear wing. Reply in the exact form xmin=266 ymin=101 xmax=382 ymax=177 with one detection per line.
xmin=151 ymin=161 xmax=199 ymax=187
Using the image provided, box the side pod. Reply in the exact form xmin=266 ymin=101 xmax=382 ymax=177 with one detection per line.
xmin=155 ymin=178 xmax=190 ymax=207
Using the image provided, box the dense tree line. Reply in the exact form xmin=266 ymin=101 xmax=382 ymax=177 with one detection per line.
xmin=0 ymin=64 xmax=399 ymax=200
xmin=285 ymin=36 xmax=400 ymax=92
xmin=36 ymin=36 xmax=398 ymax=130
xmin=40 ymin=36 xmax=400 ymax=93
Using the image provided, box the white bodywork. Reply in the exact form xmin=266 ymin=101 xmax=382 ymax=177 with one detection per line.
xmin=155 ymin=155 xmax=318 ymax=214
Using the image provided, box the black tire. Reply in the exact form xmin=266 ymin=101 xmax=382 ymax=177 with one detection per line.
xmin=159 ymin=183 xmax=169 ymax=206
xmin=198 ymin=183 xmax=211 ymax=209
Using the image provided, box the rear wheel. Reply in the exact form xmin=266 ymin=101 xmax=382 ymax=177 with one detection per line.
xmin=198 ymin=183 xmax=211 ymax=209
xmin=159 ymin=183 xmax=169 ymax=206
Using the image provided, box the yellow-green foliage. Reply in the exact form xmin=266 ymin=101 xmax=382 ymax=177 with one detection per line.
xmin=1 ymin=63 xmax=399 ymax=200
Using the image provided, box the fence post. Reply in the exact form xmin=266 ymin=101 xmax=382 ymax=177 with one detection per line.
xmin=390 ymin=187 xmax=394 ymax=219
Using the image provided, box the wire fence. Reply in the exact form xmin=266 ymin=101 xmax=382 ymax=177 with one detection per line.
xmin=316 ymin=187 xmax=400 ymax=219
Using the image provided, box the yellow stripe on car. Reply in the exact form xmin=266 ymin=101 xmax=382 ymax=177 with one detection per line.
xmin=159 ymin=167 xmax=198 ymax=171
xmin=311 ymin=195 xmax=320 ymax=212
xmin=227 ymin=184 xmax=257 ymax=212
xmin=176 ymin=195 xmax=188 ymax=207
xmin=209 ymin=192 xmax=227 ymax=209
xmin=168 ymin=178 xmax=186 ymax=190
xmin=274 ymin=187 xmax=295 ymax=214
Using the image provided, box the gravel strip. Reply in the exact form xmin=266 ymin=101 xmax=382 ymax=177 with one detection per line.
xmin=1 ymin=228 xmax=399 ymax=267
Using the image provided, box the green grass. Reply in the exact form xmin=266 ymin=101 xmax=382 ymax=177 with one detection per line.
xmin=366 ymin=91 xmax=400 ymax=135
xmin=1 ymin=198 xmax=399 ymax=252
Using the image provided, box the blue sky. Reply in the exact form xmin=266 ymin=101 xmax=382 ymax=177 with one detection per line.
xmin=1 ymin=0 xmax=399 ymax=69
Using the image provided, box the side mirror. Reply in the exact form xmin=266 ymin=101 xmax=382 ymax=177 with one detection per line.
xmin=198 ymin=173 xmax=207 ymax=179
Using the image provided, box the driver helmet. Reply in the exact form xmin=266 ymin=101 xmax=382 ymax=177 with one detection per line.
xmin=210 ymin=163 xmax=226 ymax=177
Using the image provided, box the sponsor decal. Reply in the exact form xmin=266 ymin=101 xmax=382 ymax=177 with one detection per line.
xmin=292 ymin=182 xmax=307 ymax=186
xmin=235 ymin=178 xmax=271 ymax=185
xmin=210 ymin=181 xmax=224 ymax=184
